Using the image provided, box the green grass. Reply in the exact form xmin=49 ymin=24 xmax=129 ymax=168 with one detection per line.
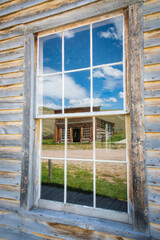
xmin=41 ymin=163 xmax=127 ymax=200
xmin=109 ymin=133 xmax=125 ymax=142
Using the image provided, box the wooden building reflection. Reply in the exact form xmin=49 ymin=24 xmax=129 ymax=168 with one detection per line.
xmin=54 ymin=107 xmax=115 ymax=143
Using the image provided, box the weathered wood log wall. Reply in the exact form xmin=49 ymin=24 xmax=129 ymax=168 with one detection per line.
xmin=0 ymin=0 xmax=159 ymax=239
xmin=143 ymin=0 xmax=160 ymax=239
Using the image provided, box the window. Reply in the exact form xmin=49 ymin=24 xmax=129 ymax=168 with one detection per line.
xmin=36 ymin=12 xmax=130 ymax=222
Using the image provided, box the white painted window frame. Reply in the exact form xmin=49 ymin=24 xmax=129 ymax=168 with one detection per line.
xmin=35 ymin=11 xmax=131 ymax=224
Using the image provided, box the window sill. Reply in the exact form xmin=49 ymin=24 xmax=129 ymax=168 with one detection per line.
xmin=17 ymin=207 xmax=150 ymax=240
xmin=38 ymin=199 xmax=129 ymax=224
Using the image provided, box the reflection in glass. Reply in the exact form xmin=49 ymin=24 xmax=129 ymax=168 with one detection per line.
xmin=93 ymin=65 xmax=124 ymax=111
xmin=64 ymin=70 xmax=90 ymax=111
xmin=93 ymin=15 xmax=123 ymax=66
xmin=95 ymin=116 xmax=126 ymax=161
xmin=67 ymin=118 xmax=93 ymax=159
xmin=38 ymin=75 xmax=62 ymax=115
xmin=41 ymin=119 xmax=65 ymax=159
xmin=64 ymin=25 xmax=90 ymax=71
xmin=96 ymin=162 xmax=127 ymax=212
xmin=41 ymin=159 xmax=64 ymax=202
xmin=39 ymin=33 xmax=62 ymax=74
xmin=67 ymin=160 xmax=93 ymax=207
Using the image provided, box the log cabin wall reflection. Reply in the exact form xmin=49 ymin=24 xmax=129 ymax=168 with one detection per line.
xmin=54 ymin=107 xmax=114 ymax=143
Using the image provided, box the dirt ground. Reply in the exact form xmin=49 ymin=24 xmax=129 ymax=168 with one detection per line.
xmin=42 ymin=149 xmax=127 ymax=181
xmin=42 ymin=148 xmax=126 ymax=161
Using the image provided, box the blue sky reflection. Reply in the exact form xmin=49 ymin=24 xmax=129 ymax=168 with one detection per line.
xmin=93 ymin=65 xmax=123 ymax=110
xmin=93 ymin=15 xmax=123 ymax=66
xmin=64 ymin=25 xmax=90 ymax=71
xmin=64 ymin=70 xmax=90 ymax=110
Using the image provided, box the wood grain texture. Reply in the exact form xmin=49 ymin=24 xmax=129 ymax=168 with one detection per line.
xmin=20 ymin=33 xmax=35 ymax=210
xmin=144 ymin=64 xmax=160 ymax=82
xmin=0 ymin=76 xmax=23 ymax=86
xmin=0 ymin=0 xmax=64 ymax=17
xmin=0 ymin=96 xmax=23 ymax=103
xmin=0 ymin=60 xmax=23 ymax=75
xmin=0 ymin=110 xmax=23 ymax=122
xmin=0 ymin=225 xmax=49 ymax=240
xmin=144 ymin=81 xmax=160 ymax=98
xmin=0 ymin=172 xmax=20 ymax=186
xmin=0 ymin=209 xmax=150 ymax=240
xmin=150 ymin=222 xmax=160 ymax=240
xmin=143 ymin=0 xmax=160 ymax=16
xmin=0 ymin=122 xmax=23 ymax=134
xmin=0 ymin=0 xmax=82 ymax=30
xmin=148 ymin=186 xmax=160 ymax=205
xmin=0 ymin=102 xmax=23 ymax=110
xmin=145 ymin=99 xmax=160 ymax=115
xmin=0 ymin=134 xmax=22 ymax=147
xmin=144 ymin=12 xmax=160 ymax=32
xmin=146 ymin=150 xmax=160 ymax=166
xmin=0 ymin=187 xmax=20 ymax=200
xmin=0 ymin=146 xmax=22 ymax=160
xmin=0 ymin=0 xmax=11 ymax=4
xmin=0 ymin=198 xmax=19 ymax=209
xmin=0 ymin=84 xmax=23 ymax=98
xmin=0 ymin=0 xmax=142 ymax=40
xmin=147 ymin=167 xmax=160 ymax=186
xmin=0 ymin=0 xmax=143 ymax=31
xmin=144 ymin=46 xmax=160 ymax=65
xmin=144 ymin=29 xmax=160 ymax=48
xmin=129 ymin=2 xmax=148 ymax=233
xmin=0 ymin=36 xmax=24 ymax=51
xmin=145 ymin=115 xmax=160 ymax=132
xmin=0 ymin=48 xmax=24 ymax=63
xmin=148 ymin=204 xmax=160 ymax=224
xmin=146 ymin=133 xmax=160 ymax=150
xmin=0 ymin=160 xmax=21 ymax=172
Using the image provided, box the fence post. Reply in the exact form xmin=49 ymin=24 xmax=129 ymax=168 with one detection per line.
xmin=48 ymin=159 xmax=52 ymax=181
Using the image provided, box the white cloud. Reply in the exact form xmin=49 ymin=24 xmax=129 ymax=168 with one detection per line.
xmin=103 ymin=66 xmax=123 ymax=78
xmin=43 ymin=102 xmax=62 ymax=110
xmin=56 ymin=30 xmax=75 ymax=39
xmin=68 ymin=97 xmax=117 ymax=108
xmin=99 ymin=16 xmax=123 ymax=42
xmin=68 ymin=98 xmax=90 ymax=108
xmin=93 ymin=66 xmax=123 ymax=79
xmin=119 ymin=92 xmax=124 ymax=99
xmin=100 ymin=27 xmax=119 ymax=40
xmin=42 ymin=66 xmax=58 ymax=74
xmin=93 ymin=66 xmax=123 ymax=91
xmin=64 ymin=30 xmax=75 ymax=39
xmin=39 ymin=68 xmax=88 ymax=107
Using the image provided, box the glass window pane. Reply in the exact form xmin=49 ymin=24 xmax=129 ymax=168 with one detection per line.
xmin=64 ymin=25 xmax=90 ymax=71
xmin=67 ymin=160 xmax=93 ymax=207
xmin=38 ymin=75 xmax=62 ymax=115
xmin=93 ymin=64 xmax=124 ymax=111
xmin=41 ymin=119 xmax=65 ymax=202
xmin=39 ymin=33 xmax=62 ymax=74
xmin=64 ymin=70 xmax=90 ymax=112
xmin=67 ymin=117 xmax=93 ymax=160
xmin=95 ymin=116 xmax=126 ymax=161
xmin=96 ymin=162 xmax=127 ymax=212
xmin=93 ymin=15 xmax=123 ymax=66
xmin=41 ymin=159 xmax=64 ymax=202
xmin=41 ymin=119 xmax=65 ymax=159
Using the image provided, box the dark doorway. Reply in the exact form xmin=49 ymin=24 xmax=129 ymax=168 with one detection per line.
xmin=73 ymin=128 xmax=80 ymax=142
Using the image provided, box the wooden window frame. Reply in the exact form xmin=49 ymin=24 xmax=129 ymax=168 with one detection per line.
xmin=20 ymin=0 xmax=148 ymax=233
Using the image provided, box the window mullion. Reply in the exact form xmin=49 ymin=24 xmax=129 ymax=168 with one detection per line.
xmin=64 ymin=118 xmax=67 ymax=204
xmin=123 ymin=14 xmax=126 ymax=112
xmin=93 ymin=116 xmax=96 ymax=208
xmin=62 ymin=31 xmax=65 ymax=114
xmin=90 ymin=23 xmax=93 ymax=112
